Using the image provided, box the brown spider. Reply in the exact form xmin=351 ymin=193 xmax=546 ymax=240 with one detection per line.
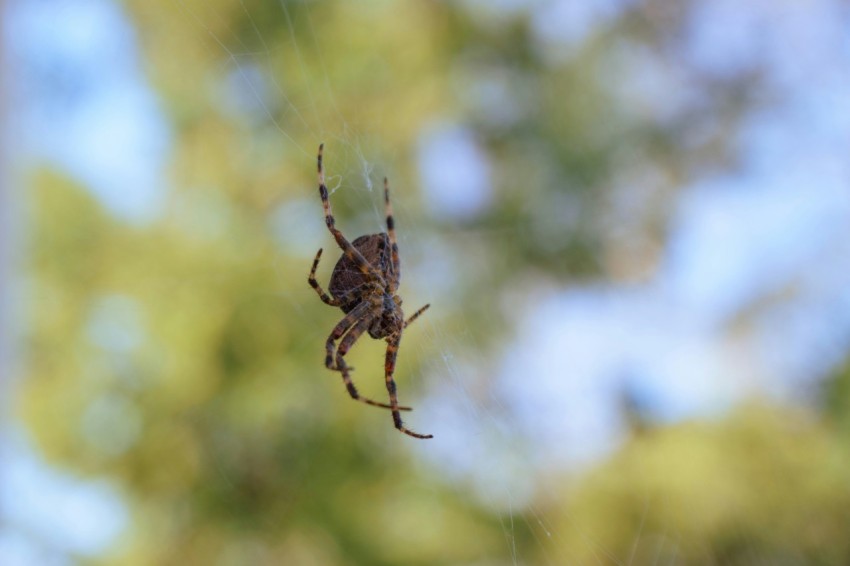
xmin=308 ymin=144 xmax=432 ymax=439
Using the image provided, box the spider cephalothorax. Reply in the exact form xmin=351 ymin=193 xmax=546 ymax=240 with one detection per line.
xmin=307 ymin=144 xmax=431 ymax=439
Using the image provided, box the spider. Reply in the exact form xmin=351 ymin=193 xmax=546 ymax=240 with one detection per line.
xmin=308 ymin=144 xmax=432 ymax=439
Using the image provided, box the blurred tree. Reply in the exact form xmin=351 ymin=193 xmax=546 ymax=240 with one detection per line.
xmin=17 ymin=0 xmax=843 ymax=564
xmin=541 ymin=405 xmax=850 ymax=565
xmin=822 ymin=356 xmax=850 ymax=435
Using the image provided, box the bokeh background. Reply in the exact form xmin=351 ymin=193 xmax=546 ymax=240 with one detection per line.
xmin=3 ymin=0 xmax=850 ymax=564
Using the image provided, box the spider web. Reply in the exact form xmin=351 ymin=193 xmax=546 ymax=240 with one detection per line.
xmin=167 ymin=1 xmax=568 ymax=563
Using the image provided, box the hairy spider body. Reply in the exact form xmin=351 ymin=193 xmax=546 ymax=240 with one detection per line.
xmin=308 ymin=144 xmax=432 ymax=439
xmin=329 ymin=234 xmax=394 ymax=313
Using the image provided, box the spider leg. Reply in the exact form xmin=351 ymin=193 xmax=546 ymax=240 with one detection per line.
xmin=335 ymin=315 xmax=412 ymax=411
xmin=309 ymin=248 xmax=373 ymax=308
xmin=308 ymin=248 xmax=341 ymax=306
xmin=403 ymin=303 xmax=430 ymax=329
xmin=385 ymin=334 xmax=432 ymax=439
xmin=384 ymin=176 xmax=401 ymax=292
xmin=318 ymin=144 xmax=387 ymax=287
xmin=324 ymin=301 xmax=370 ymax=370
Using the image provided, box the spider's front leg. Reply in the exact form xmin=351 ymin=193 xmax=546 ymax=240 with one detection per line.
xmin=308 ymin=248 xmax=341 ymax=306
xmin=317 ymin=144 xmax=387 ymax=288
xmin=309 ymin=249 xmax=377 ymax=308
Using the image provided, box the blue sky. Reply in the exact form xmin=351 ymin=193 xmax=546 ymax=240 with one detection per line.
xmin=7 ymin=0 xmax=170 ymax=223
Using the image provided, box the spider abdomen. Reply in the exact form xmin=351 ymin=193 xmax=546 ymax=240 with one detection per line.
xmin=329 ymin=233 xmax=397 ymax=313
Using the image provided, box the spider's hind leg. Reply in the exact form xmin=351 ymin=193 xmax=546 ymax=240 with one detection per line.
xmin=385 ymin=336 xmax=432 ymax=439
xmin=323 ymin=303 xmax=412 ymax=412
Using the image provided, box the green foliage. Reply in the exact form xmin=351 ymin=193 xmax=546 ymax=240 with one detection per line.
xmin=544 ymin=406 xmax=850 ymax=565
